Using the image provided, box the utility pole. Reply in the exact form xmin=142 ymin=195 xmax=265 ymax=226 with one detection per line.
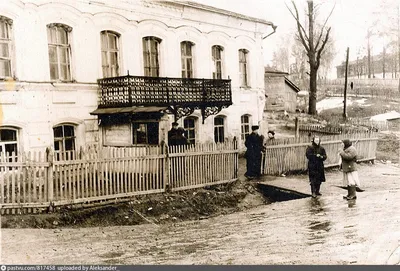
xmin=398 ymin=3 xmax=400 ymax=91
xmin=343 ymin=47 xmax=349 ymax=120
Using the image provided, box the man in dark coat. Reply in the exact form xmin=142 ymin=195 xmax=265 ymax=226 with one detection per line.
xmin=306 ymin=136 xmax=327 ymax=198
xmin=168 ymin=122 xmax=179 ymax=146
xmin=245 ymin=125 xmax=264 ymax=179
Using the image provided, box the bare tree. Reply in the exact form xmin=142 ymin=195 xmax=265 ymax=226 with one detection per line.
xmin=286 ymin=0 xmax=335 ymax=115
xmin=271 ymin=36 xmax=291 ymax=72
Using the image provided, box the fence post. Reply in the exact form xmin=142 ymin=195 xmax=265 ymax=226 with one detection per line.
xmin=161 ymin=141 xmax=170 ymax=192
xmin=233 ymin=136 xmax=238 ymax=178
xmin=295 ymin=117 xmax=299 ymax=138
xmin=46 ymin=147 xmax=54 ymax=203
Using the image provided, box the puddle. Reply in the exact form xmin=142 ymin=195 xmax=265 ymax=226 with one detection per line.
xmin=256 ymin=184 xmax=309 ymax=202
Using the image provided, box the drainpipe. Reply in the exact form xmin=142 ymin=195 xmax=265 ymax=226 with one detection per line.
xmin=262 ymin=24 xmax=278 ymax=40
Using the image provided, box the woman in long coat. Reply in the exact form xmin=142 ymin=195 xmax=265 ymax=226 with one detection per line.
xmin=306 ymin=136 xmax=327 ymax=198
xmin=339 ymin=139 xmax=359 ymax=200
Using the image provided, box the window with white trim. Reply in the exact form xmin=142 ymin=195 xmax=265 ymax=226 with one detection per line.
xmin=212 ymin=45 xmax=223 ymax=79
xmin=241 ymin=114 xmax=251 ymax=141
xmin=239 ymin=49 xmax=249 ymax=87
xmin=214 ymin=116 xmax=225 ymax=143
xmin=101 ymin=30 xmax=120 ymax=78
xmin=47 ymin=23 xmax=72 ymax=81
xmin=143 ymin=36 xmax=161 ymax=77
xmin=0 ymin=128 xmax=18 ymax=158
xmin=184 ymin=117 xmax=196 ymax=144
xmin=0 ymin=16 xmax=13 ymax=78
xmin=181 ymin=41 xmax=194 ymax=78
xmin=53 ymin=124 xmax=76 ymax=152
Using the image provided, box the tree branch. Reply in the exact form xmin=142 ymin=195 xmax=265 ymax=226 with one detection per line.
xmin=316 ymin=27 xmax=331 ymax=69
xmin=286 ymin=1 xmax=310 ymax=52
xmin=315 ymin=2 xmax=336 ymax=50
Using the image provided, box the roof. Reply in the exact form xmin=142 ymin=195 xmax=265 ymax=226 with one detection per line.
xmin=161 ymin=0 xmax=274 ymax=26
xmin=264 ymin=67 xmax=289 ymax=75
xmin=370 ymin=111 xmax=400 ymax=121
xmin=90 ymin=106 xmax=168 ymax=115
xmin=284 ymin=77 xmax=301 ymax=93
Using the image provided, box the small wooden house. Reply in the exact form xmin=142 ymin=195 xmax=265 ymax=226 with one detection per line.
xmin=264 ymin=68 xmax=301 ymax=112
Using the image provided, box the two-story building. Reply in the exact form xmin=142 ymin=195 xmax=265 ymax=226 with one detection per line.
xmin=0 ymin=0 xmax=276 ymax=155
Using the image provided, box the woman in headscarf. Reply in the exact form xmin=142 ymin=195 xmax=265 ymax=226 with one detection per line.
xmin=339 ymin=139 xmax=359 ymax=200
xmin=306 ymin=136 xmax=327 ymax=198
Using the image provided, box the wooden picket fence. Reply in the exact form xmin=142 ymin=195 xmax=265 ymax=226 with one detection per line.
xmin=262 ymin=132 xmax=378 ymax=175
xmin=0 ymin=140 xmax=238 ymax=214
xmin=168 ymin=141 xmax=238 ymax=191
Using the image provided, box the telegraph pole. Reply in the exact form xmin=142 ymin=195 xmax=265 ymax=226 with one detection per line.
xmin=343 ymin=47 xmax=349 ymax=120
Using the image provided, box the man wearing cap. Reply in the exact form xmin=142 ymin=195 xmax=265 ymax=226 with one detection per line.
xmin=168 ymin=122 xmax=179 ymax=146
xmin=245 ymin=125 xmax=265 ymax=179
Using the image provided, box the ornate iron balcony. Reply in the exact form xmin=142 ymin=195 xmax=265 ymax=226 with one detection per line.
xmin=97 ymin=75 xmax=232 ymax=122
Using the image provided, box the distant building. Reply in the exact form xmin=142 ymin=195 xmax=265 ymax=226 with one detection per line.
xmin=264 ymin=68 xmax=301 ymax=113
xmin=336 ymin=52 xmax=399 ymax=79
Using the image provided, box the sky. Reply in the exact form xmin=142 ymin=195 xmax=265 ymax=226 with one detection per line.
xmin=193 ymin=0 xmax=399 ymax=78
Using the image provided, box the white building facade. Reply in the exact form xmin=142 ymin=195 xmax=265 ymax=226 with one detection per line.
xmin=0 ymin=0 xmax=275 ymax=154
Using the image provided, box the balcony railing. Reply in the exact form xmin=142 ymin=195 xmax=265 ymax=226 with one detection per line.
xmin=97 ymin=75 xmax=232 ymax=108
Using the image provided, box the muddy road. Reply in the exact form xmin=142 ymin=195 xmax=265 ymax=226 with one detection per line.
xmin=1 ymin=163 xmax=400 ymax=265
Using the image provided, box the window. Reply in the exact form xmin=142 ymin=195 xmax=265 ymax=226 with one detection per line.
xmin=101 ymin=31 xmax=120 ymax=78
xmin=143 ymin=37 xmax=161 ymax=77
xmin=0 ymin=128 xmax=18 ymax=159
xmin=184 ymin=117 xmax=196 ymax=144
xmin=241 ymin=115 xmax=251 ymax=141
xmin=214 ymin=116 xmax=225 ymax=143
xmin=53 ymin=124 xmax=76 ymax=153
xmin=239 ymin=49 xmax=249 ymax=87
xmin=212 ymin=45 xmax=223 ymax=79
xmin=181 ymin=41 xmax=193 ymax=78
xmin=0 ymin=16 xmax=13 ymax=78
xmin=47 ymin=23 xmax=72 ymax=81
xmin=132 ymin=122 xmax=159 ymax=145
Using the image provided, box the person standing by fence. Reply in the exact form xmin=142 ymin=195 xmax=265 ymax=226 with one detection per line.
xmin=306 ymin=136 xmax=327 ymax=198
xmin=168 ymin=122 xmax=179 ymax=146
xmin=245 ymin=125 xmax=264 ymax=179
xmin=339 ymin=139 xmax=359 ymax=200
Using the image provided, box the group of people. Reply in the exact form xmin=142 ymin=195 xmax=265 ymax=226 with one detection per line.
xmin=244 ymin=126 xmax=276 ymax=179
xmin=305 ymin=136 xmax=363 ymax=200
xmin=168 ymin=122 xmax=190 ymax=146
xmin=244 ymin=125 xmax=362 ymax=201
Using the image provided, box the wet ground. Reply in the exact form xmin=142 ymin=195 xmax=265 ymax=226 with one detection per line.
xmin=1 ymin=162 xmax=400 ymax=265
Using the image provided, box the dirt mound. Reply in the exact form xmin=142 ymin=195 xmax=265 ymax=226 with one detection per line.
xmin=1 ymin=179 xmax=267 ymax=229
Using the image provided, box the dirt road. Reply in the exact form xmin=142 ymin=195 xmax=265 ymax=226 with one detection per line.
xmin=1 ymin=163 xmax=400 ymax=265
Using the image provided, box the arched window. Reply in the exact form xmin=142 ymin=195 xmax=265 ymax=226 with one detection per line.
xmin=184 ymin=117 xmax=197 ymax=144
xmin=0 ymin=128 xmax=18 ymax=156
xmin=0 ymin=16 xmax=13 ymax=78
xmin=101 ymin=30 xmax=120 ymax=78
xmin=212 ymin=45 xmax=223 ymax=79
xmin=181 ymin=41 xmax=194 ymax=78
xmin=239 ymin=49 xmax=249 ymax=87
xmin=47 ymin=23 xmax=72 ymax=81
xmin=143 ymin=36 xmax=161 ymax=77
xmin=214 ymin=116 xmax=225 ymax=143
xmin=240 ymin=114 xmax=251 ymax=141
xmin=53 ymin=124 xmax=76 ymax=152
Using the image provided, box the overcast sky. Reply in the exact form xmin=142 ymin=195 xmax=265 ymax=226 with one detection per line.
xmin=193 ymin=0 xmax=399 ymax=77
